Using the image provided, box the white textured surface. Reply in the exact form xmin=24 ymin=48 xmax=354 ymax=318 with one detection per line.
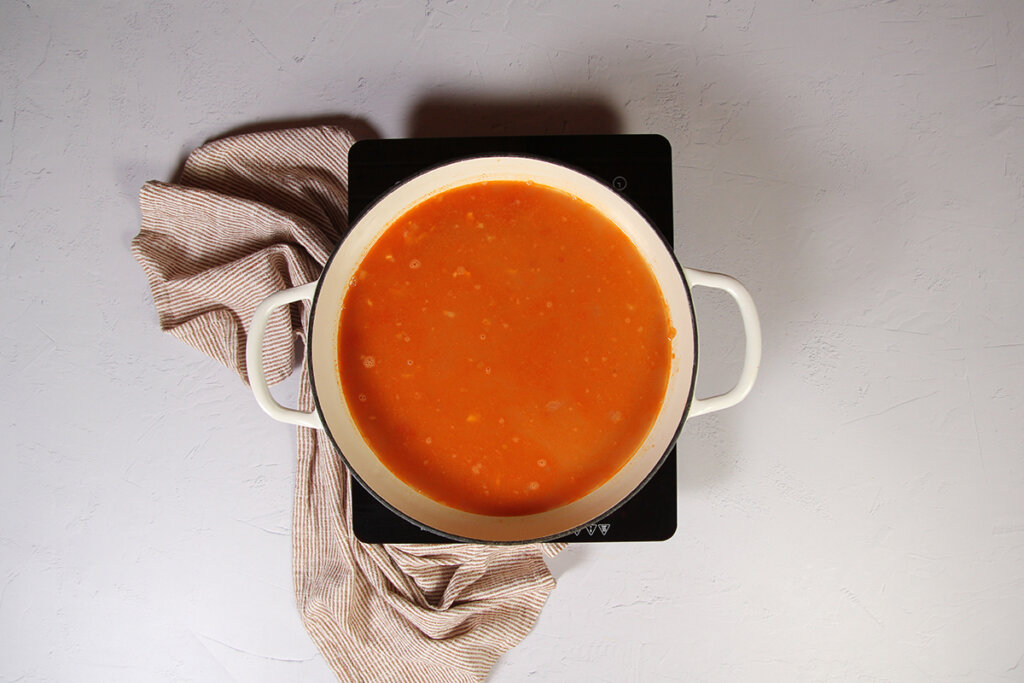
xmin=3 ymin=1 xmax=1023 ymax=680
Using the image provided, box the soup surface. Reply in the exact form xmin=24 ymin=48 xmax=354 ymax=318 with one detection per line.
xmin=338 ymin=180 xmax=672 ymax=516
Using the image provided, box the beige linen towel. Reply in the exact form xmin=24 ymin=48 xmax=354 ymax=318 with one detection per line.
xmin=132 ymin=126 xmax=562 ymax=682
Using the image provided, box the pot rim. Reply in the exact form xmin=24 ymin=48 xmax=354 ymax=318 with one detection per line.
xmin=306 ymin=154 xmax=698 ymax=543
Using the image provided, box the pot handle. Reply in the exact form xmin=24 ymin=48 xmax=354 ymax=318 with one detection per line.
xmin=245 ymin=282 xmax=322 ymax=428
xmin=683 ymin=268 xmax=762 ymax=418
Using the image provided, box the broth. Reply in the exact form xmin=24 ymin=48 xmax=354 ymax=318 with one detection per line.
xmin=338 ymin=180 xmax=672 ymax=516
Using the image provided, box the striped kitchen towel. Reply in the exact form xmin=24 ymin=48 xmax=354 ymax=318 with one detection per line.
xmin=132 ymin=125 xmax=562 ymax=682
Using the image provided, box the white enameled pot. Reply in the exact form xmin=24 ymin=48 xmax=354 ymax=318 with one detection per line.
xmin=246 ymin=156 xmax=760 ymax=543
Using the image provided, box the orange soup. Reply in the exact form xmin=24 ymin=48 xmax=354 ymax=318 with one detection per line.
xmin=338 ymin=180 xmax=672 ymax=516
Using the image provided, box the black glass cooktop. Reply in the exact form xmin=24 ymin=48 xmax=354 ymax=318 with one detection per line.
xmin=346 ymin=134 xmax=676 ymax=543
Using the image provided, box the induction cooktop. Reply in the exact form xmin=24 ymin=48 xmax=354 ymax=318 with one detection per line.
xmin=346 ymin=134 xmax=677 ymax=543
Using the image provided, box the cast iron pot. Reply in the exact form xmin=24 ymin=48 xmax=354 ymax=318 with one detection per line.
xmin=246 ymin=156 xmax=761 ymax=543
